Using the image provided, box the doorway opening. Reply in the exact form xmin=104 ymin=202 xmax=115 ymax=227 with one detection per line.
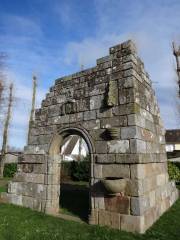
xmin=59 ymin=132 xmax=91 ymax=221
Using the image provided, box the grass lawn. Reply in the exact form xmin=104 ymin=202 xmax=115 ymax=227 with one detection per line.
xmin=0 ymin=199 xmax=179 ymax=240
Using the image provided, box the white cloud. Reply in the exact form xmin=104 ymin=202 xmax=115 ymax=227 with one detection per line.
xmin=64 ymin=33 xmax=131 ymax=67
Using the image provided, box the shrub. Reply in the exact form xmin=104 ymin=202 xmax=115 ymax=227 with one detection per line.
xmin=61 ymin=159 xmax=90 ymax=182
xmin=3 ymin=163 xmax=17 ymax=178
xmin=168 ymin=162 xmax=180 ymax=182
xmin=71 ymin=161 xmax=90 ymax=182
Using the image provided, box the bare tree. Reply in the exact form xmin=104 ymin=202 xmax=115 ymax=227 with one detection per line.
xmin=0 ymin=81 xmax=3 ymax=106
xmin=27 ymin=75 xmax=37 ymax=143
xmin=172 ymin=42 xmax=180 ymax=97
xmin=0 ymin=53 xmax=7 ymax=116
xmin=172 ymin=42 xmax=180 ymax=125
xmin=0 ymin=83 xmax=13 ymax=177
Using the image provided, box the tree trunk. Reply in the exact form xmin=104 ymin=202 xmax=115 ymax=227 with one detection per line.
xmin=27 ymin=75 xmax=37 ymax=144
xmin=172 ymin=42 xmax=180 ymax=97
xmin=0 ymin=83 xmax=13 ymax=177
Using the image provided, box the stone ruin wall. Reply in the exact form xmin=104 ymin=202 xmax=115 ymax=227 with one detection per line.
xmin=1 ymin=40 xmax=178 ymax=233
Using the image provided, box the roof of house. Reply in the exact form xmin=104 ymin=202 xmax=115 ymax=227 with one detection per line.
xmin=165 ymin=129 xmax=180 ymax=143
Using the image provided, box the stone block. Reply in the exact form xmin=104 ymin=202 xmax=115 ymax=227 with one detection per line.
xmin=90 ymin=95 xmax=104 ymax=110
xmin=143 ymin=176 xmax=157 ymax=193
xmin=8 ymin=181 xmax=23 ymax=195
xmin=107 ymin=80 xmax=119 ymax=106
xmin=89 ymin=209 xmax=99 ymax=225
xmin=69 ymin=112 xmax=83 ymax=123
xmin=89 ymin=83 xmax=106 ymax=96
xmin=104 ymin=195 xmax=130 ymax=214
xmin=95 ymin=154 xmax=116 ymax=163
xmin=126 ymin=179 xmax=144 ymax=196
xmin=17 ymin=163 xmax=34 ymax=173
xmin=96 ymin=108 xmax=113 ymax=118
xmin=121 ymin=214 xmax=145 ymax=233
xmin=44 ymin=174 xmax=60 ymax=185
xmin=83 ymin=110 xmax=96 ymax=120
xmin=94 ymin=164 xmax=103 ymax=178
xmin=33 ymin=198 xmax=42 ymax=211
xmin=100 ymin=117 xmax=120 ymax=128
xmin=119 ymin=89 xmax=127 ymax=104
xmin=33 ymin=164 xmax=46 ymax=174
xmin=119 ymin=116 xmax=128 ymax=126
xmin=98 ymin=210 xmax=120 ymax=229
xmin=156 ymin=173 xmax=167 ymax=186
xmin=14 ymin=173 xmax=45 ymax=184
xmin=149 ymin=190 xmax=156 ymax=207
xmin=22 ymin=195 xmax=34 ymax=209
xmin=46 ymin=185 xmax=60 ymax=200
xmin=107 ymin=140 xmax=130 ymax=153
xmin=121 ymin=126 xmax=141 ymax=139
xmin=128 ymin=114 xmax=146 ymax=128
xmin=94 ymin=196 xmax=105 ymax=209
xmin=143 ymin=208 xmax=156 ymax=231
xmin=82 ymin=119 xmax=100 ymax=130
xmin=47 ymin=162 xmax=60 ymax=175
xmin=15 ymin=183 xmax=46 ymax=199
xmin=115 ymin=154 xmax=132 ymax=163
xmin=48 ymin=105 xmax=60 ymax=117
xmin=118 ymin=77 xmax=135 ymax=88
xmin=131 ymin=195 xmax=150 ymax=216
xmin=76 ymin=98 xmax=89 ymax=112
xmin=102 ymin=164 xmax=130 ymax=178
xmin=130 ymin=139 xmax=146 ymax=153
xmin=95 ymin=141 xmax=108 ymax=154
xmin=2 ymin=193 xmax=23 ymax=206
xmin=130 ymin=164 xmax=146 ymax=179
xmin=24 ymin=146 xmax=46 ymax=155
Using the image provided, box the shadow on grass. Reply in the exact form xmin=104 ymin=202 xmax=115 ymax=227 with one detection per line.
xmin=59 ymin=182 xmax=89 ymax=221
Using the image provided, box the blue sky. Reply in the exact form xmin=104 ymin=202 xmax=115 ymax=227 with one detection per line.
xmin=0 ymin=0 xmax=180 ymax=149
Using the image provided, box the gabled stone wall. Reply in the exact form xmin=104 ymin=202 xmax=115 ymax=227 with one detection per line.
xmin=1 ymin=40 xmax=178 ymax=233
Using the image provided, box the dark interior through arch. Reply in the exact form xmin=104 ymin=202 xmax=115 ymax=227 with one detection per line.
xmin=59 ymin=130 xmax=91 ymax=221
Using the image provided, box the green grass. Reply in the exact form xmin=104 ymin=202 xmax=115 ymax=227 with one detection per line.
xmin=0 ymin=200 xmax=179 ymax=240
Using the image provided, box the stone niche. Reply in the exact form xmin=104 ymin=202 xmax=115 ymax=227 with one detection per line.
xmin=1 ymin=40 xmax=178 ymax=233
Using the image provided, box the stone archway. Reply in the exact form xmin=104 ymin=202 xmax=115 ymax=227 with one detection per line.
xmin=3 ymin=40 xmax=178 ymax=233
xmin=47 ymin=127 xmax=95 ymax=220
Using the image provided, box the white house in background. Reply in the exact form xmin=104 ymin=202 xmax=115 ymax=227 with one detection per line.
xmin=165 ymin=129 xmax=180 ymax=159
xmin=60 ymin=135 xmax=88 ymax=161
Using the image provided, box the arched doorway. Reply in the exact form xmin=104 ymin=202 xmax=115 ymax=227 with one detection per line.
xmin=48 ymin=127 xmax=94 ymax=221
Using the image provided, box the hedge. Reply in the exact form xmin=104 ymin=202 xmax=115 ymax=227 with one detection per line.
xmin=168 ymin=161 xmax=180 ymax=183
xmin=3 ymin=163 xmax=17 ymax=178
xmin=61 ymin=157 xmax=90 ymax=182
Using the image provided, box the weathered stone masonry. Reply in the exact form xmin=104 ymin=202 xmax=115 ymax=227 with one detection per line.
xmin=1 ymin=40 xmax=178 ymax=233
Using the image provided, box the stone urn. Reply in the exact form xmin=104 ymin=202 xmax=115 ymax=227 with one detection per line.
xmin=106 ymin=128 xmax=120 ymax=139
xmin=101 ymin=178 xmax=127 ymax=195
